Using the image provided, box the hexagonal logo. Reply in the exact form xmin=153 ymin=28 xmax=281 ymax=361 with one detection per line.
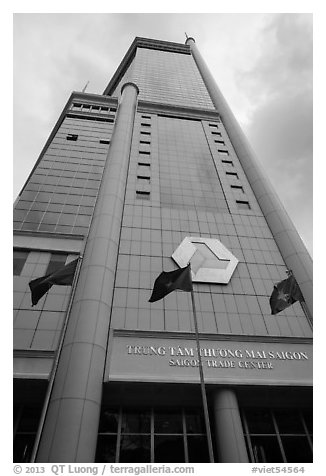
xmin=172 ymin=236 xmax=238 ymax=284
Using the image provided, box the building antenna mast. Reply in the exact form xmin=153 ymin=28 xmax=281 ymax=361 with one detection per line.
xmin=185 ymin=32 xmax=189 ymax=40
xmin=82 ymin=80 xmax=90 ymax=93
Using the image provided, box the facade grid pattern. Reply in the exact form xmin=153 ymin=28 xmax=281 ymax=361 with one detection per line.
xmin=110 ymin=111 xmax=311 ymax=338
xmin=13 ymin=251 xmax=77 ymax=349
xmin=14 ymin=112 xmax=115 ymax=236
xmin=13 ymin=37 xmax=312 ymax=465
xmin=112 ymin=48 xmax=215 ymax=110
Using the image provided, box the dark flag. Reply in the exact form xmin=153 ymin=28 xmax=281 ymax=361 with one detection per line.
xmin=149 ymin=264 xmax=192 ymax=303
xmin=269 ymin=274 xmax=304 ymax=315
xmin=29 ymin=258 xmax=79 ymax=306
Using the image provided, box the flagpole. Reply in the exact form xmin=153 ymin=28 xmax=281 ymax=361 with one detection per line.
xmin=286 ymin=269 xmax=313 ymax=327
xmin=30 ymin=255 xmax=83 ymax=462
xmin=189 ymin=266 xmax=215 ymax=463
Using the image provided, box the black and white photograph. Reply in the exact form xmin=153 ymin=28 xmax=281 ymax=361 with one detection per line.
xmin=12 ymin=12 xmax=313 ymax=470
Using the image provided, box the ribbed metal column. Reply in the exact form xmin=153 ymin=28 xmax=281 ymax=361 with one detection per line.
xmin=213 ymin=388 xmax=249 ymax=462
xmin=36 ymin=82 xmax=139 ymax=462
xmin=186 ymin=37 xmax=313 ymax=317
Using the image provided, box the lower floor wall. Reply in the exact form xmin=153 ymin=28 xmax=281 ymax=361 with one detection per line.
xmin=13 ymin=379 xmax=312 ymax=463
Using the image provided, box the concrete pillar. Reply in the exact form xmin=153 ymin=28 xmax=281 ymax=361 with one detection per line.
xmin=36 ymin=82 xmax=139 ymax=462
xmin=186 ymin=37 xmax=313 ymax=318
xmin=213 ymin=388 xmax=249 ymax=462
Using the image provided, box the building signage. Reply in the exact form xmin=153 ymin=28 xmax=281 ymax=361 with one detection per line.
xmin=105 ymin=333 xmax=312 ymax=386
xmin=172 ymin=236 xmax=239 ymax=283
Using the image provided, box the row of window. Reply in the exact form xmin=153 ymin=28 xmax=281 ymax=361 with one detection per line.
xmin=13 ymin=250 xmax=73 ymax=277
xmin=13 ymin=398 xmax=312 ymax=464
xmin=70 ymin=102 xmax=117 ymax=114
xmin=241 ymin=408 xmax=312 ymax=463
xmin=66 ymin=133 xmax=110 ymax=145
xmin=209 ymin=123 xmax=251 ymax=211
xmin=135 ymin=116 xmax=153 ymax=201
xmin=96 ymin=406 xmax=209 ymax=463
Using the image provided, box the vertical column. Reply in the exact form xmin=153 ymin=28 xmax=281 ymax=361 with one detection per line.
xmin=36 ymin=82 xmax=139 ymax=462
xmin=186 ymin=37 xmax=313 ymax=318
xmin=213 ymin=388 xmax=249 ymax=462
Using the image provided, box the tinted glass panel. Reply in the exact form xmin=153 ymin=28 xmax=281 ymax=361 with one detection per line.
xmin=95 ymin=435 xmax=117 ymax=462
xmin=302 ymin=409 xmax=313 ymax=433
xmin=274 ymin=409 xmax=304 ymax=434
xmin=13 ymin=434 xmax=36 ymax=463
xmin=185 ymin=411 xmax=205 ymax=434
xmin=46 ymin=253 xmax=67 ymax=275
xmin=245 ymin=409 xmax=275 ymax=434
xmin=120 ymin=435 xmax=151 ymax=463
xmin=187 ymin=436 xmax=209 ymax=462
xmin=18 ymin=407 xmax=42 ymax=432
xmin=13 ymin=250 xmax=29 ymax=276
xmin=98 ymin=409 xmax=119 ymax=433
xmin=250 ymin=435 xmax=283 ymax=463
xmin=281 ymin=436 xmax=312 ymax=463
xmin=121 ymin=410 xmax=151 ymax=434
xmin=155 ymin=410 xmax=183 ymax=433
xmin=154 ymin=435 xmax=185 ymax=462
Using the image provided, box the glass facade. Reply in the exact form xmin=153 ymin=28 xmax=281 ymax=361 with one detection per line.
xmin=13 ymin=37 xmax=312 ymax=464
xmin=241 ymin=408 xmax=312 ymax=463
xmin=13 ymin=101 xmax=116 ymax=351
xmin=14 ymin=403 xmax=43 ymax=463
xmin=110 ymin=110 xmax=311 ymax=337
xmin=111 ymin=47 xmax=215 ymax=110
xmin=14 ymin=106 xmax=115 ymax=236
xmin=96 ymin=407 xmax=209 ymax=463
xmin=13 ymin=250 xmax=78 ymax=349
xmin=158 ymin=116 xmax=229 ymax=212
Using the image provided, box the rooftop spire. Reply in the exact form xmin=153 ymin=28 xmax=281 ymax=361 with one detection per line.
xmin=82 ymin=80 xmax=89 ymax=93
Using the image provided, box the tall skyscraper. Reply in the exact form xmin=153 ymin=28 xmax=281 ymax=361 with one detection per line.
xmin=13 ymin=37 xmax=312 ymax=464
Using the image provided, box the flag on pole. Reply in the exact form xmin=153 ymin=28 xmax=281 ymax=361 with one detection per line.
xmin=29 ymin=258 xmax=79 ymax=306
xmin=269 ymin=274 xmax=304 ymax=315
xmin=149 ymin=264 xmax=192 ymax=303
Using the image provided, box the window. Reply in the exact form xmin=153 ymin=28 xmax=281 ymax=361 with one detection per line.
xmin=13 ymin=404 xmax=43 ymax=462
xmin=140 ymin=140 xmax=151 ymax=145
xmin=236 ymin=200 xmax=251 ymax=210
xmin=96 ymin=407 xmax=209 ymax=463
xmin=141 ymin=123 xmax=151 ymax=127
xmin=66 ymin=134 xmax=78 ymax=141
xmin=46 ymin=253 xmax=68 ymax=275
xmin=136 ymin=191 xmax=150 ymax=200
xmin=241 ymin=408 xmax=312 ymax=463
xmin=211 ymin=131 xmax=222 ymax=136
xmin=226 ymin=171 xmax=239 ymax=179
xmin=209 ymin=123 xmax=218 ymax=128
xmin=139 ymin=150 xmax=150 ymax=155
xmin=231 ymin=185 xmax=244 ymax=193
xmin=137 ymin=176 xmax=150 ymax=182
xmin=141 ymin=115 xmax=151 ymax=119
xmin=99 ymin=140 xmax=110 ymax=145
xmin=138 ymin=162 xmax=151 ymax=167
xmin=214 ymin=140 xmax=225 ymax=145
xmin=222 ymin=159 xmax=234 ymax=166
xmin=218 ymin=149 xmax=229 ymax=155
xmin=141 ymin=131 xmax=151 ymax=136
xmin=13 ymin=250 xmax=29 ymax=276
xmin=66 ymin=113 xmax=114 ymax=123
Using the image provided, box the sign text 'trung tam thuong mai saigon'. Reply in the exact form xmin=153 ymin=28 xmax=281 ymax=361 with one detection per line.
xmin=106 ymin=333 xmax=312 ymax=386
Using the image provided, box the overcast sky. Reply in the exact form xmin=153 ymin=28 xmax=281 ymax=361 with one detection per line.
xmin=13 ymin=13 xmax=313 ymax=255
